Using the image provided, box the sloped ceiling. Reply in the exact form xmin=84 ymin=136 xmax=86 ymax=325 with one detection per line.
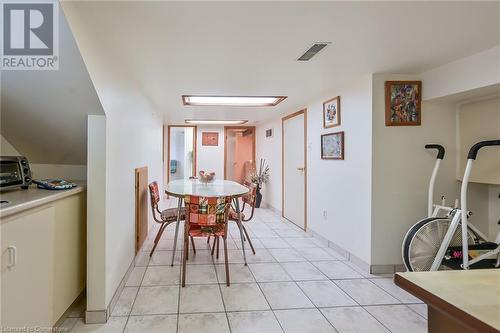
xmin=0 ymin=4 xmax=104 ymax=165
xmin=61 ymin=1 xmax=500 ymax=124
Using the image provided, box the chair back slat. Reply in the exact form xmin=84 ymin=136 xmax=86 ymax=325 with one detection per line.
xmin=184 ymin=195 xmax=230 ymax=225
xmin=242 ymin=181 xmax=257 ymax=207
xmin=148 ymin=181 xmax=165 ymax=224
xmin=149 ymin=181 xmax=160 ymax=208
xmin=184 ymin=195 xmax=231 ymax=236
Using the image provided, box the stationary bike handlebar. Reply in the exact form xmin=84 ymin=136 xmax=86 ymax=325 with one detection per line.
xmin=460 ymin=139 xmax=500 ymax=269
xmin=425 ymin=144 xmax=445 ymax=160
xmin=467 ymin=140 xmax=500 ymax=160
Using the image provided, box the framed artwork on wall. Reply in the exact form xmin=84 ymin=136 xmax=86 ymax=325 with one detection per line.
xmin=385 ymin=81 xmax=422 ymax=126
xmin=265 ymin=128 xmax=273 ymax=138
xmin=202 ymin=132 xmax=219 ymax=146
xmin=323 ymin=96 xmax=341 ymax=128
xmin=321 ymin=131 xmax=344 ymax=160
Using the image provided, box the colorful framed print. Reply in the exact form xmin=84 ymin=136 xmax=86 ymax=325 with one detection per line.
xmin=202 ymin=132 xmax=219 ymax=146
xmin=321 ymin=131 xmax=344 ymax=160
xmin=323 ymin=96 xmax=341 ymax=128
xmin=385 ymin=81 xmax=422 ymax=126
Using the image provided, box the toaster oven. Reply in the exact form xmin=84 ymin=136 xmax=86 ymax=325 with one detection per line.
xmin=0 ymin=156 xmax=32 ymax=190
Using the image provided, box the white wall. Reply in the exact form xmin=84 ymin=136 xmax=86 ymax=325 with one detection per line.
xmin=86 ymin=115 xmax=107 ymax=312
xmin=256 ymin=119 xmax=282 ymax=212
xmin=457 ymin=97 xmax=500 ymax=184
xmin=307 ymin=76 xmax=374 ymax=264
xmin=104 ymin=105 xmax=162 ymax=307
xmin=0 ymin=135 xmax=87 ymax=180
xmin=257 ymin=75 xmax=374 ymax=264
xmin=370 ymin=73 xmax=460 ymax=266
xmin=1 ymin=6 xmax=104 ymax=165
xmin=62 ymin=3 xmax=164 ymax=313
xmin=0 ymin=134 xmax=20 ymax=155
xmin=30 ymin=164 xmax=87 ymax=181
xmin=488 ymin=185 xmax=500 ymax=239
xmin=196 ymin=126 xmax=225 ymax=177
xmin=421 ymin=46 xmax=500 ymax=100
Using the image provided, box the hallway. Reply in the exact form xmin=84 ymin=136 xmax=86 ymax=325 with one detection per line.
xmin=66 ymin=208 xmax=426 ymax=333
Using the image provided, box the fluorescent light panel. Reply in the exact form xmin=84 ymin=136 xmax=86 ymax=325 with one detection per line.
xmin=185 ymin=119 xmax=248 ymax=125
xmin=182 ymin=95 xmax=287 ymax=106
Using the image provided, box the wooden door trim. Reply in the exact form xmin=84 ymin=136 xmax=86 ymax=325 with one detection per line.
xmin=223 ymin=126 xmax=256 ymax=180
xmin=281 ymin=109 xmax=307 ymax=231
xmin=166 ymin=125 xmax=197 ymax=185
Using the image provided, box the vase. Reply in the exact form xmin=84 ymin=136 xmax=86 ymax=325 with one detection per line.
xmin=255 ymin=186 xmax=262 ymax=208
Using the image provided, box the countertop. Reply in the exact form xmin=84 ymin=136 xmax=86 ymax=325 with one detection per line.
xmin=0 ymin=181 xmax=86 ymax=219
xmin=395 ymin=269 xmax=500 ymax=333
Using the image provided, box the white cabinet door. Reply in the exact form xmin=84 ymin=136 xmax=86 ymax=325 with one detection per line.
xmin=1 ymin=206 xmax=55 ymax=327
xmin=283 ymin=112 xmax=306 ymax=229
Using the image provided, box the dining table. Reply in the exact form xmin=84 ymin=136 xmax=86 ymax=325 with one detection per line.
xmin=165 ymin=179 xmax=250 ymax=265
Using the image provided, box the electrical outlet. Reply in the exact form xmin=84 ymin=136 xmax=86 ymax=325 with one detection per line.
xmin=323 ymin=210 xmax=327 ymax=220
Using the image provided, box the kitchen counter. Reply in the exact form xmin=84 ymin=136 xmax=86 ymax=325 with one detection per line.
xmin=0 ymin=181 xmax=86 ymax=219
xmin=395 ymin=269 xmax=500 ymax=333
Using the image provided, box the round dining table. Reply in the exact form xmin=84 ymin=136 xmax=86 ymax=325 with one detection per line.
xmin=165 ymin=179 xmax=250 ymax=265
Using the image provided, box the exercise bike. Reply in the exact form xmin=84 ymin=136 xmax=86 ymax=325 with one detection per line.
xmin=402 ymin=140 xmax=500 ymax=271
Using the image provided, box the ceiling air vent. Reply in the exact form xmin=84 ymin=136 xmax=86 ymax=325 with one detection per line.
xmin=297 ymin=43 xmax=330 ymax=61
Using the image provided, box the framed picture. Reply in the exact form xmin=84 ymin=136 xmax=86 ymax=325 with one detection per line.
xmin=321 ymin=131 xmax=344 ymax=160
xmin=385 ymin=81 xmax=422 ymax=126
xmin=202 ymin=132 xmax=218 ymax=146
xmin=265 ymin=128 xmax=273 ymax=138
xmin=323 ymin=96 xmax=341 ymax=128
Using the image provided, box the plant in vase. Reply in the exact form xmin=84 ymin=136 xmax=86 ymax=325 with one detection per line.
xmin=250 ymin=159 xmax=269 ymax=208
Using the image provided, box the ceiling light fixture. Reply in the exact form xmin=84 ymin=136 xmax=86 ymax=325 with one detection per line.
xmin=185 ymin=119 xmax=248 ymax=125
xmin=182 ymin=95 xmax=287 ymax=107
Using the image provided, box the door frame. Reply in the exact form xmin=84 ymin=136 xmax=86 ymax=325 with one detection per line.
xmin=281 ymin=109 xmax=307 ymax=230
xmin=223 ymin=126 xmax=256 ymax=180
xmin=166 ymin=125 xmax=198 ymax=184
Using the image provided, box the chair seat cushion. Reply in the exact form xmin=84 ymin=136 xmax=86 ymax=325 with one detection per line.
xmin=229 ymin=207 xmax=245 ymax=221
xmin=188 ymin=224 xmax=225 ymax=237
xmin=161 ymin=207 xmax=186 ymax=222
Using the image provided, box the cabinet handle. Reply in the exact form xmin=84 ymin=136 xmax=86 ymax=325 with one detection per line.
xmin=7 ymin=246 xmax=17 ymax=269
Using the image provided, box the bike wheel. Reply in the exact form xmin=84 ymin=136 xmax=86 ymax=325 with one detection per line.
xmin=402 ymin=217 xmax=474 ymax=272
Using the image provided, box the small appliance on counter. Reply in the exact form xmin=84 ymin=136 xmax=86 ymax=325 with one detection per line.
xmin=0 ymin=156 xmax=32 ymax=190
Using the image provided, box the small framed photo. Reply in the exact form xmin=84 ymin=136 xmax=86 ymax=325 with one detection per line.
xmin=321 ymin=131 xmax=344 ymax=160
xmin=202 ymin=132 xmax=219 ymax=146
xmin=323 ymin=96 xmax=341 ymax=128
xmin=385 ymin=81 xmax=422 ymax=126
xmin=265 ymin=128 xmax=273 ymax=138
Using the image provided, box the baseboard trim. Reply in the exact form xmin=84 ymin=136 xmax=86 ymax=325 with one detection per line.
xmin=85 ymin=310 xmax=108 ymax=324
xmin=306 ymin=227 xmax=404 ymax=274
xmin=107 ymin=257 xmax=136 ymax=316
xmin=85 ymin=256 xmax=136 ymax=324
xmin=260 ymin=202 xmax=281 ymax=215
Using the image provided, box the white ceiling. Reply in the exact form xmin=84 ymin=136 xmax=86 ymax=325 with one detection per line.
xmin=62 ymin=1 xmax=500 ymax=124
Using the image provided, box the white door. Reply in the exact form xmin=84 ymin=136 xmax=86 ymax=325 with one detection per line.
xmin=283 ymin=111 xmax=306 ymax=229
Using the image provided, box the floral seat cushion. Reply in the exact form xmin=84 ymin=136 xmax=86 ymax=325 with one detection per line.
xmin=161 ymin=207 xmax=186 ymax=222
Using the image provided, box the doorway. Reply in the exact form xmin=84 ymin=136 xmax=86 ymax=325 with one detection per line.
xmin=282 ymin=109 xmax=307 ymax=230
xmin=224 ymin=126 xmax=256 ymax=183
xmin=167 ymin=125 xmax=197 ymax=183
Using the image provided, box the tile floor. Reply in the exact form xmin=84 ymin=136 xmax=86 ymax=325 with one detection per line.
xmin=65 ymin=207 xmax=427 ymax=333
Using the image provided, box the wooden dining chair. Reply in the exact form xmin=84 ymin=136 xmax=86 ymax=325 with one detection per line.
xmin=148 ymin=181 xmax=195 ymax=257
xmin=209 ymin=181 xmax=258 ymax=256
xmin=182 ymin=195 xmax=231 ymax=287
